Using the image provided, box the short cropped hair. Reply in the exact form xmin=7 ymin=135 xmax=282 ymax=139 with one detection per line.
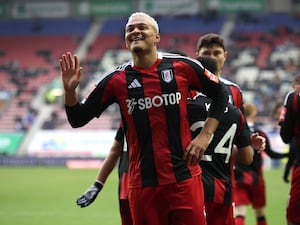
xmin=196 ymin=33 xmax=225 ymax=52
xmin=292 ymin=74 xmax=300 ymax=86
xmin=244 ymin=103 xmax=257 ymax=118
xmin=126 ymin=12 xmax=159 ymax=33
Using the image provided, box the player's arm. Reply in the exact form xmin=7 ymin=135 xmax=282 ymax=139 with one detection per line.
xmin=232 ymin=111 xmax=254 ymax=165
xmin=95 ymin=139 xmax=122 ymax=183
xmin=61 ymin=52 xmax=116 ymax=128
xmin=232 ymin=145 xmax=253 ymax=165
xmin=263 ymin=132 xmax=289 ymax=159
xmin=185 ymin=64 xmax=228 ymax=165
xmin=185 ymin=117 xmax=219 ymax=165
xmin=76 ymin=137 xmax=122 ymax=208
xmin=279 ymin=92 xmax=295 ymax=143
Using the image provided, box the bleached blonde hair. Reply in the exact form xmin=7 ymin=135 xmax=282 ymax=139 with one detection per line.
xmin=126 ymin=12 xmax=159 ymax=33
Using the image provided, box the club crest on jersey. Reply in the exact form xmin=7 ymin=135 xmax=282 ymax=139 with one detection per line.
xmin=161 ymin=69 xmax=173 ymax=83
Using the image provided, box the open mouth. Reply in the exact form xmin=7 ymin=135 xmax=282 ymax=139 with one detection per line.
xmin=131 ymin=36 xmax=143 ymax=43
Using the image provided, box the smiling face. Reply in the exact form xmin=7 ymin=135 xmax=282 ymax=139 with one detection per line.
xmin=125 ymin=13 xmax=160 ymax=54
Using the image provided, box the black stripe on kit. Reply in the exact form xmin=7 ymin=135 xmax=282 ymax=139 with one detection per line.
xmin=158 ymin=59 xmax=191 ymax=181
xmin=223 ymin=180 xmax=232 ymax=205
xmin=294 ymin=92 xmax=300 ymax=147
xmin=126 ymin=70 xmax=158 ymax=187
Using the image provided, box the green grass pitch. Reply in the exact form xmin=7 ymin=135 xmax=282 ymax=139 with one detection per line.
xmin=0 ymin=166 xmax=290 ymax=225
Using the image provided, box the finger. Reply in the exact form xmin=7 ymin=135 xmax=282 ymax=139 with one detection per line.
xmin=76 ymin=196 xmax=86 ymax=205
xmin=81 ymin=203 xmax=88 ymax=208
xmin=80 ymin=202 xmax=88 ymax=207
xmin=74 ymin=55 xmax=80 ymax=69
xmin=185 ymin=150 xmax=198 ymax=165
xmin=184 ymin=143 xmax=192 ymax=160
xmin=77 ymin=66 xmax=83 ymax=81
xmin=77 ymin=201 xmax=84 ymax=206
xmin=78 ymin=200 xmax=88 ymax=207
xmin=59 ymin=54 xmax=67 ymax=71
xmin=77 ymin=199 xmax=84 ymax=205
xmin=63 ymin=54 xmax=69 ymax=69
xmin=67 ymin=52 xmax=74 ymax=69
xmin=190 ymin=155 xmax=198 ymax=165
xmin=82 ymin=200 xmax=91 ymax=207
xmin=59 ymin=59 xmax=64 ymax=71
xmin=186 ymin=155 xmax=192 ymax=165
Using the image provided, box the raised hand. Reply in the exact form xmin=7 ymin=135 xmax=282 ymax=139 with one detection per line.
xmin=59 ymin=52 xmax=82 ymax=92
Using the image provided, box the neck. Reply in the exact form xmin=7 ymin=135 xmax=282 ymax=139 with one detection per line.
xmin=216 ymin=70 xmax=222 ymax=78
xmin=132 ymin=50 xmax=158 ymax=68
xmin=247 ymin=121 xmax=254 ymax=126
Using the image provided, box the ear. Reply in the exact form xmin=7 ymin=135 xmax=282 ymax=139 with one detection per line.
xmin=154 ymin=33 xmax=160 ymax=44
xmin=224 ymin=50 xmax=228 ymax=60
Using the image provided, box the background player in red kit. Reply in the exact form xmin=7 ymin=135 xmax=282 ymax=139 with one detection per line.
xmin=234 ymin=103 xmax=289 ymax=225
xmin=196 ymin=33 xmax=244 ymax=110
xmin=59 ymin=12 xmax=228 ymax=225
xmin=195 ymin=33 xmax=265 ymax=158
xmin=279 ymin=74 xmax=300 ymax=225
xmin=193 ymin=56 xmax=263 ymax=225
xmin=196 ymin=33 xmax=265 ymax=225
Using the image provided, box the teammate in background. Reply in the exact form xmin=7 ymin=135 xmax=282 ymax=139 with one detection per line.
xmin=234 ymin=103 xmax=289 ymax=225
xmin=196 ymin=33 xmax=245 ymax=111
xmin=194 ymin=56 xmax=265 ymax=225
xmin=195 ymin=33 xmax=265 ymax=155
xmin=189 ymin=92 xmax=252 ymax=225
xmin=196 ymin=33 xmax=265 ymax=224
xmin=279 ymin=74 xmax=300 ymax=225
xmin=76 ymin=126 xmax=133 ymax=225
xmin=60 ymin=12 xmax=228 ymax=225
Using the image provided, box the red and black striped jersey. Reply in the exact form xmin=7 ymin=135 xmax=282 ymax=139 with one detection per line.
xmin=188 ymin=93 xmax=251 ymax=205
xmin=66 ymin=52 xmax=228 ymax=188
xmin=279 ymin=90 xmax=300 ymax=166
xmin=220 ymin=78 xmax=244 ymax=110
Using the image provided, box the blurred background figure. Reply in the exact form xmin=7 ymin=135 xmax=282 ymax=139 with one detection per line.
xmin=279 ymin=74 xmax=300 ymax=225
xmin=234 ymin=103 xmax=289 ymax=225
